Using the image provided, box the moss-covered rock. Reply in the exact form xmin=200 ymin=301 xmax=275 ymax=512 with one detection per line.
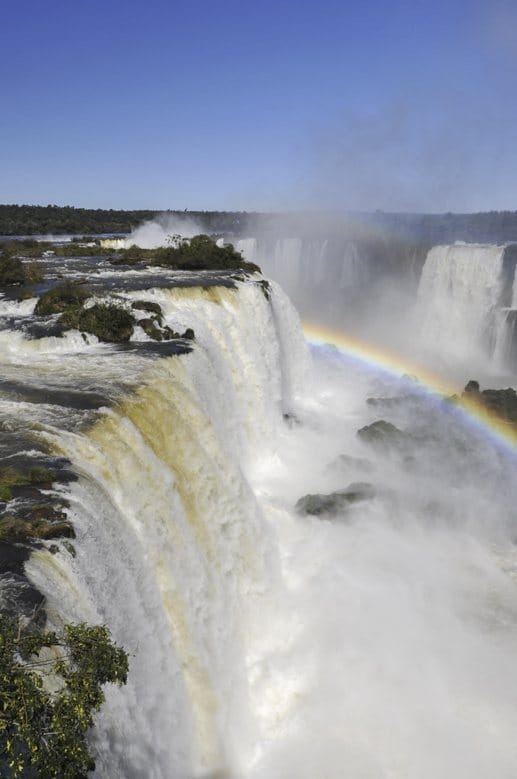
xmin=139 ymin=317 xmax=163 ymax=341
xmin=0 ymin=466 xmax=58 ymax=500
xmin=35 ymin=282 xmax=90 ymax=315
xmin=61 ymin=303 xmax=135 ymax=343
xmin=131 ymin=300 xmax=163 ymax=319
xmin=0 ymin=514 xmax=74 ymax=541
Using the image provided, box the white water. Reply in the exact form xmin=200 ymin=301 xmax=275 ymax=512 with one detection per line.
xmin=416 ymin=243 xmax=511 ymax=369
xmin=3 ymin=259 xmax=517 ymax=776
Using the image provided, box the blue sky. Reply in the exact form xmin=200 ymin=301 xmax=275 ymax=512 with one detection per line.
xmin=1 ymin=0 xmax=516 ymax=212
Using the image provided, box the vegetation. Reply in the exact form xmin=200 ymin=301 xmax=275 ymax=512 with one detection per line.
xmin=60 ymin=303 xmax=135 ymax=343
xmin=34 ymin=283 xmax=90 ymax=316
xmin=0 ymin=254 xmax=43 ymax=287
xmin=0 ymin=466 xmax=74 ymax=541
xmin=0 ymin=256 xmax=28 ymax=285
xmin=0 ymin=618 xmax=128 ymax=778
xmin=34 ymin=286 xmax=195 ymax=343
xmin=119 ymin=234 xmax=260 ymax=273
xmin=0 ymin=205 xmax=249 ymax=236
xmin=0 ymin=466 xmax=57 ymax=503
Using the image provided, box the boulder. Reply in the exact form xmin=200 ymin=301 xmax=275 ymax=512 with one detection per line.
xmin=296 ymin=482 xmax=375 ymax=517
xmin=357 ymin=419 xmax=405 ymax=447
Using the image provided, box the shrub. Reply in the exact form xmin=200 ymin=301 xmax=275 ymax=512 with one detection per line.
xmin=35 ymin=283 xmax=90 ymax=316
xmin=61 ymin=303 xmax=135 ymax=343
xmin=0 ymin=618 xmax=128 ymax=778
xmin=0 ymin=256 xmax=27 ymax=285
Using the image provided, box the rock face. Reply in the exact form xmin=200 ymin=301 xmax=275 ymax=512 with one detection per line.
xmin=296 ymin=482 xmax=376 ymax=517
xmin=357 ymin=419 xmax=405 ymax=447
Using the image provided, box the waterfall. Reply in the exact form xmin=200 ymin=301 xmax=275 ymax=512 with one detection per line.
xmin=416 ymin=243 xmax=517 ymax=367
xmin=20 ymin=279 xmax=307 ymax=778
xmin=4 ymin=258 xmax=517 ymax=778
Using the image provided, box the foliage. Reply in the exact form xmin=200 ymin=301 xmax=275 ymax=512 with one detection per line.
xmin=0 ymin=618 xmax=128 ymax=778
xmin=0 ymin=256 xmax=28 ymax=286
xmin=0 ymin=204 xmax=249 ymax=236
xmin=60 ymin=303 xmax=135 ymax=343
xmin=34 ymin=283 xmax=90 ymax=316
xmin=121 ymin=234 xmax=261 ymax=273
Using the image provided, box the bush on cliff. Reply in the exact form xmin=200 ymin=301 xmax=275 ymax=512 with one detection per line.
xmin=0 ymin=618 xmax=128 ymax=778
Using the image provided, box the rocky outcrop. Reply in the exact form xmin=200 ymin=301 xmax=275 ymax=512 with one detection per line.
xmin=357 ymin=419 xmax=406 ymax=448
xmin=296 ymin=482 xmax=376 ymax=517
xmin=460 ymin=380 xmax=517 ymax=425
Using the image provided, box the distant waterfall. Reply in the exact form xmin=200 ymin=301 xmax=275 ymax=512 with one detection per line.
xmin=416 ymin=243 xmax=517 ymax=366
xmin=235 ymin=237 xmax=370 ymax=325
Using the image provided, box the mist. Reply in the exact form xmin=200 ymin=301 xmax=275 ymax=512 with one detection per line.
xmin=239 ymin=326 xmax=517 ymax=778
xmin=125 ymin=212 xmax=203 ymax=249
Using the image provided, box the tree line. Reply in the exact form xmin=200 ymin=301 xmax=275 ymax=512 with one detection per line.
xmin=0 ymin=205 xmax=251 ymax=236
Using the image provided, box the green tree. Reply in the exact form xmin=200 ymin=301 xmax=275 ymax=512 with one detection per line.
xmin=0 ymin=618 xmax=128 ymax=778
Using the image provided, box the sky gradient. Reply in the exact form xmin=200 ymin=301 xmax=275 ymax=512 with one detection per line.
xmin=1 ymin=0 xmax=516 ymax=212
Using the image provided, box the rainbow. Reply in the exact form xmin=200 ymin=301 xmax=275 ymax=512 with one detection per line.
xmin=303 ymin=322 xmax=517 ymax=454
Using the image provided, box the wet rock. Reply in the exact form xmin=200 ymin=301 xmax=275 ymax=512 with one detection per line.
xmin=296 ymin=482 xmax=376 ymax=517
xmin=131 ymin=300 xmax=163 ymax=320
xmin=357 ymin=419 xmax=405 ymax=447
xmin=461 ymin=380 xmax=517 ymax=425
xmin=481 ymin=387 xmax=517 ymax=424
xmin=463 ymin=379 xmax=480 ymax=395
xmin=0 ymin=514 xmax=75 ymax=542
xmin=139 ymin=317 xmax=163 ymax=341
xmin=62 ymin=540 xmax=76 ymax=558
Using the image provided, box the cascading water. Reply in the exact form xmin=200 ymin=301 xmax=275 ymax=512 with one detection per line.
xmin=415 ymin=243 xmax=517 ymax=369
xmin=3 ymin=243 xmax=517 ymax=778
xmin=235 ymin=236 xmax=370 ymax=326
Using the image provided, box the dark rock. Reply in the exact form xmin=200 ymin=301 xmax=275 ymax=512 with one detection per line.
xmin=131 ymin=300 xmax=163 ymax=319
xmin=463 ymin=379 xmax=480 ymax=395
xmin=357 ymin=420 xmax=405 ymax=447
xmin=62 ymin=541 xmax=76 ymax=558
xmin=481 ymin=387 xmax=517 ymax=424
xmin=296 ymin=482 xmax=376 ymax=516
xmin=139 ymin=317 xmax=163 ymax=341
xmin=461 ymin=381 xmax=517 ymax=425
